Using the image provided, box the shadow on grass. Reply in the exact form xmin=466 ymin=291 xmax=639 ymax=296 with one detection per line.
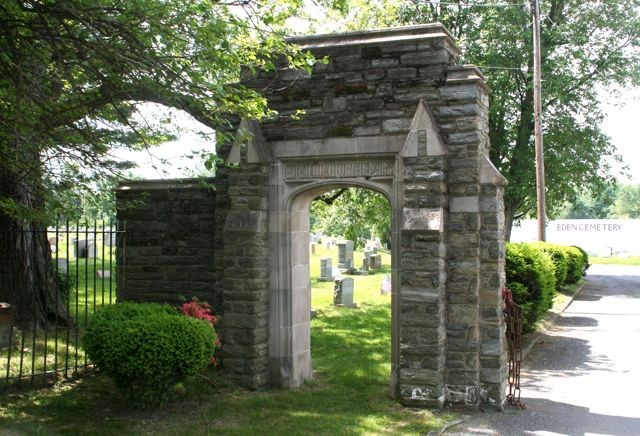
xmin=0 ymin=304 xmax=448 ymax=435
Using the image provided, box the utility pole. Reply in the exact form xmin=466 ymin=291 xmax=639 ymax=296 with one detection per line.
xmin=532 ymin=0 xmax=546 ymax=241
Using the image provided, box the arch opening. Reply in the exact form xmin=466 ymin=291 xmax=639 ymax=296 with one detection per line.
xmin=269 ymin=177 xmax=401 ymax=394
xmin=307 ymin=186 xmax=395 ymax=389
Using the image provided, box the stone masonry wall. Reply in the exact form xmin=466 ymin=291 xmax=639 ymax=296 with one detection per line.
xmin=240 ymin=26 xmax=460 ymax=143
xmin=116 ymin=179 xmax=224 ymax=314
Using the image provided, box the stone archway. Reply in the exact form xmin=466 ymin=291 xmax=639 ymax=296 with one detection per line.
xmin=117 ymin=24 xmax=509 ymax=408
xmin=218 ymin=24 xmax=509 ymax=408
xmin=268 ymin=168 xmax=399 ymax=392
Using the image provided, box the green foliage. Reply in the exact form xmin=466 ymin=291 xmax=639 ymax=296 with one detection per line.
xmin=612 ymin=184 xmax=640 ymax=218
xmin=506 ymin=242 xmax=589 ymax=331
xmin=555 ymin=185 xmax=618 ymax=219
xmin=531 ymin=242 xmax=569 ymax=286
xmin=84 ymin=302 xmax=215 ymax=408
xmin=572 ymin=245 xmax=590 ymax=274
xmin=563 ymin=246 xmax=585 ymax=284
xmin=311 ymin=188 xmax=391 ymax=249
xmin=506 ymin=242 xmax=557 ymax=332
xmin=1 ymin=0 xmax=320 ymax=221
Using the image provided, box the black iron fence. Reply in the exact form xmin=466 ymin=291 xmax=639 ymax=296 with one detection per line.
xmin=0 ymin=221 xmax=125 ymax=388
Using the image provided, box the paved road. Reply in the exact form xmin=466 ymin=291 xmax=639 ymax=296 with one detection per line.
xmin=445 ymin=264 xmax=640 ymax=436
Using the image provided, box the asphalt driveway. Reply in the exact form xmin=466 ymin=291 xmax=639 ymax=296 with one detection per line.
xmin=445 ymin=264 xmax=640 ymax=436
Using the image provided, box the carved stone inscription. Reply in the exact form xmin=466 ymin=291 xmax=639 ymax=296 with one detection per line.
xmin=284 ymin=160 xmax=394 ymax=181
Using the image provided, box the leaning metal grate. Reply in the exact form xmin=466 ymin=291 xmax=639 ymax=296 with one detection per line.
xmin=502 ymin=287 xmax=525 ymax=409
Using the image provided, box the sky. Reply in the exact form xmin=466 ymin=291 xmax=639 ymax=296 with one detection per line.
xmin=601 ymin=87 xmax=640 ymax=183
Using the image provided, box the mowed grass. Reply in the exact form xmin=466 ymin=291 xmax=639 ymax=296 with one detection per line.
xmin=590 ymin=256 xmax=640 ymax=265
xmin=0 ymin=242 xmax=450 ymax=434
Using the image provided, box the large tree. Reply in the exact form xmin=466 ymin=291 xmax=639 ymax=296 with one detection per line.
xmin=0 ymin=0 xmax=317 ymax=326
xmin=322 ymin=0 xmax=640 ymax=238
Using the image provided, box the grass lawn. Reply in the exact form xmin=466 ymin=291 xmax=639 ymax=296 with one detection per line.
xmin=0 ymin=243 xmax=450 ymax=434
xmin=590 ymin=256 xmax=640 ymax=265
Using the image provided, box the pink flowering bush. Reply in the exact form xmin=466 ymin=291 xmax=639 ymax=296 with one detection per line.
xmin=180 ymin=298 xmax=221 ymax=366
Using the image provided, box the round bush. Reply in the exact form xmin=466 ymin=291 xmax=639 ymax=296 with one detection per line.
xmin=505 ymin=242 xmax=557 ymax=332
xmin=84 ymin=302 xmax=215 ymax=408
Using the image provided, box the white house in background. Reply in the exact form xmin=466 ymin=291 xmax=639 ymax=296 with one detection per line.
xmin=510 ymin=219 xmax=640 ymax=257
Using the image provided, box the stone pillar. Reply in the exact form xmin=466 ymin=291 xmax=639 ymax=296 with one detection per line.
xmin=222 ymin=164 xmax=271 ymax=389
xmin=438 ymin=66 xmax=506 ymax=407
xmin=398 ymin=101 xmax=449 ymax=407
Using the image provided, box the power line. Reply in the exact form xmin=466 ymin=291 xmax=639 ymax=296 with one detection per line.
xmin=413 ymin=0 xmax=527 ymax=7
xmin=476 ymin=65 xmax=529 ymax=71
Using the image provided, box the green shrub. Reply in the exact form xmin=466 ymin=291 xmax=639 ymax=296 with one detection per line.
xmin=84 ymin=302 xmax=215 ymax=408
xmin=572 ymin=245 xmax=590 ymax=275
xmin=564 ymin=246 xmax=584 ymax=284
xmin=505 ymin=242 xmax=557 ymax=332
xmin=531 ymin=242 xmax=569 ymax=285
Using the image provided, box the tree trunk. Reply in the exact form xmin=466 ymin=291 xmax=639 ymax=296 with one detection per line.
xmin=0 ymin=163 xmax=72 ymax=329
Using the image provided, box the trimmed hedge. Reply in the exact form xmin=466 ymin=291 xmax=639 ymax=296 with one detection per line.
xmin=564 ymin=246 xmax=584 ymax=284
xmin=531 ymin=242 xmax=569 ymax=286
xmin=84 ymin=302 xmax=215 ymax=408
xmin=572 ymin=245 xmax=590 ymax=276
xmin=506 ymin=243 xmax=557 ymax=332
xmin=506 ymin=241 xmax=589 ymax=332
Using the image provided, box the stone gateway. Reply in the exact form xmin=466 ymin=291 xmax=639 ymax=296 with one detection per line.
xmin=117 ymin=24 xmax=508 ymax=409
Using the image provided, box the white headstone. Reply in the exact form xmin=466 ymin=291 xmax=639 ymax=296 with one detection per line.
xmin=340 ymin=278 xmax=354 ymax=306
xmin=380 ymin=274 xmax=392 ymax=295
xmin=319 ymin=257 xmax=334 ymax=281
xmin=333 ymin=278 xmax=357 ymax=307
xmin=96 ymin=270 xmax=111 ymax=279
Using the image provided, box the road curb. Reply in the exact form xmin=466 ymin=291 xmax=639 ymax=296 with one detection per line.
xmin=520 ymin=278 xmax=588 ymax=360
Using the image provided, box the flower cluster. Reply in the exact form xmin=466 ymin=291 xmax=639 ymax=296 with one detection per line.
xmin=180 ymin=298 xmax=218 ymax=327
xmin=180 ymin=297 xmax=221 ymax=366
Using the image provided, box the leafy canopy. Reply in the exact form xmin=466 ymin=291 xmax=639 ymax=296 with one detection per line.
xmin=0 ymin=0 xmax=317 ymax=220
xmin=311 ymin=188 xmax=391 ymax=249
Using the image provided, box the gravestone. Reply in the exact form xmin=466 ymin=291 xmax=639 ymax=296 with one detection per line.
xmin=48 ymin=236 xmax=57 ymax=253
xmin=318 ymin=257 xmax=334 ymax=282
xmin=333 ymin=278 xmax=357 ymax=308
xmin=325 ymin=240 xmax=331 ymax=249
xmin=337 ymin=240 xmax=354 ymax=270
xmin=380 ymin=274 xmax=391 ymax=295
xmin=56 ymin=258 xmax=69 ymax=271
xmin=0 ymin=303 xmax=13 ymax=349
xmin=369 ymin=254 xmax=382 ymax=270
xmin=104 ymin=233 xmax=116 ymax=246
xmin=74 ymin=239 xmax=96 ymax=259
xmin=310 ymin=243 xmax=316 ymax=255
xmin=96 ymin=270 xmax=111 ymax=279
xmin=361 ymin=257 xmax=369 ymax=273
